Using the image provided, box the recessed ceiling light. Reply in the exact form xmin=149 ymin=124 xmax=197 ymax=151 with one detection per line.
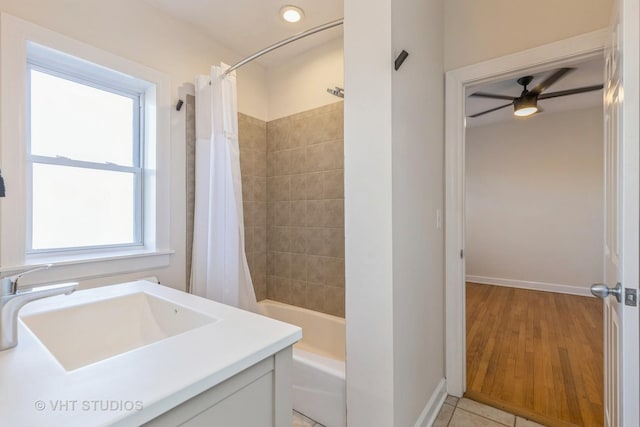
xmin=280 ymin=5 xmax=304 ymax=23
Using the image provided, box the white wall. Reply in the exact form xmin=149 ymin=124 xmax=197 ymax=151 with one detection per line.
xmin=465 ymin=107 xmax=604 ymax=292
xmin=345 ymin=0 xmax=445 ymax=425
xmin=0 ymin=0 xmax=268 ymax=290
xmin=344 ymin=0 xmax=394 ymax=422
xmin=266 ymin=36 xmax=344 ymax=120
xmin=391 ymin=0 xmax=444 ymax=424
xmin=444 ymin=0 xmax=612 ymax=70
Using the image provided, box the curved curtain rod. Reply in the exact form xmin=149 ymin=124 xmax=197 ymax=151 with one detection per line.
xmin=222 ymin=18 xmax=344 ymax=76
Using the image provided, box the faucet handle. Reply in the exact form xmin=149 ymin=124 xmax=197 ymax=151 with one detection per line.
xmin=1 ymin=264 xmax=53 ymax=295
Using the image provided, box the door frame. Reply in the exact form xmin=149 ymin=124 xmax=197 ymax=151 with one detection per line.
xmin=444 ymin=29 xmax=608 ymax=396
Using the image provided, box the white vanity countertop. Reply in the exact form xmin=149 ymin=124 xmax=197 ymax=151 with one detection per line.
xmin=0 ymin=280 xmax=302 ymax=426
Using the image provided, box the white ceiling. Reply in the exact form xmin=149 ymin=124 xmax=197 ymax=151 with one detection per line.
xmin=143 ymin=0 xmax=344 ymax=68
xmin=466 ymin=56 xmax=604 ymax=128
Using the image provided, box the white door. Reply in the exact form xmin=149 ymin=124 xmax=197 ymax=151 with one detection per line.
xmin=594 ymin=0 xmax=639 ymax=425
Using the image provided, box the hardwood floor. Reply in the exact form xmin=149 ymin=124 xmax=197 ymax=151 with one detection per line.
xmin=465 ymin=282 xmax=603 ymax=427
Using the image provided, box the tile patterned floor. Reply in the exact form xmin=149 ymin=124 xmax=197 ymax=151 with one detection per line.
xmin=434 ymin=396 xmax=546 ymax=427
xmin=293 ymin=410 xmax=325 ymax=427
xmin=293 ymin=396 xmax=544 ymax=427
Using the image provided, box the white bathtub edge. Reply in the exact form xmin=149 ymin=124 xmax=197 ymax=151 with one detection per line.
xmin=258 ymin=299 xmax=346 ymax=427
xmin=414 ymin=378 xmax=447 ymax=427
xmin=294 ymin=348 xmax=345 ymax=379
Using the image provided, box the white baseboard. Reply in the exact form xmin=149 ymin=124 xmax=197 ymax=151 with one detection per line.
xmin=414 ymin=378 xmax=447 ymax=427
xmin=466 ymin=275 xmax=594 ymax=297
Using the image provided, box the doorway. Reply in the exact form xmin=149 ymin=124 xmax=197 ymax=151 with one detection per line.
xmin=464 ymin=58 xmax=605 ymax=425
xmin=444 ymin=30 xmax=608 ymax=426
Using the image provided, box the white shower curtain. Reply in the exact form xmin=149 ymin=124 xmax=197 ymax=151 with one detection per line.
xmin=190 ymin=64 xmax=258 ymax=313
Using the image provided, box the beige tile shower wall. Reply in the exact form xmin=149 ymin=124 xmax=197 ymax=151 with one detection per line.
xmin=238 ymin=113 xmax=268 ymax=301
xmin=266 ymin=102 xmax=345 ymax=317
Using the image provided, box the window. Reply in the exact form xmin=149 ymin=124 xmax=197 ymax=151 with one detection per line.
xmin=0 ymin=14 xmax=171 ymax=280
xmin=28 ymin=64 xmax=143 ymax=252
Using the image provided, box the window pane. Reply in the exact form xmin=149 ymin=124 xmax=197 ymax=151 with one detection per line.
xmin=31 ymin=164 xmax=136 ymax=250
xmin=30 ymin=69 xmax=135 ymax=166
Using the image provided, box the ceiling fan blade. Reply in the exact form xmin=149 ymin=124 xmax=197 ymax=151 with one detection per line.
xmin=538 ymin=84 xmax=604 ymax=100
xmin=468 ymin=102 xmax=513 ymax=118
xmin=469 ymin=92 xmax=516 ymax=101
xmin=530 ymin=68 xmax=574 ymax=95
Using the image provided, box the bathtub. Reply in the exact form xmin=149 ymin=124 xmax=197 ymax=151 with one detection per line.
xmin=258 ymin=300 xmax=346 ymax=427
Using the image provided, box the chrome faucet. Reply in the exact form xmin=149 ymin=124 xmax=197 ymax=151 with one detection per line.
xmin=1 ymin=264 xmax=77 ymax=351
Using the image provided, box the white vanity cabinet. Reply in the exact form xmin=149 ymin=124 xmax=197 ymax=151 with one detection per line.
xmin=2 ymin=282 xmax=301 ymax=427
xmin=145 ymin=347 xmax=293 ymax=427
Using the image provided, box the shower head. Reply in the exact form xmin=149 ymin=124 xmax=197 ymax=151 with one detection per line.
xmin=327 ymin=86 xmax=344 ymax=98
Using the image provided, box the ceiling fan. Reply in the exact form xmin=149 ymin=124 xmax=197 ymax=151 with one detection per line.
xmin=468 ymin=68 xmax=604 ymax=118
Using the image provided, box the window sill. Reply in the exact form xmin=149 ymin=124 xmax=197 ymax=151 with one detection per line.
xmin=1 ymin=249 xmax=174 ymax=285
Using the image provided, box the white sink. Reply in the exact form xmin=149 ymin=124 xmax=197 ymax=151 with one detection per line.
xmin=20 ymin=292 xmax=217 ymax=371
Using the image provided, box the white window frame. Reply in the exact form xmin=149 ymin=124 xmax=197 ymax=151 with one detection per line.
xmin=0 ymin=13 xmax=172 ymax=283
xmin=26 ymin=60 xmax=144 ymax=253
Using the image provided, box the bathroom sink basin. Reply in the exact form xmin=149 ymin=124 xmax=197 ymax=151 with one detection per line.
xmin=20 ymin=292 xmax=217 ymax=371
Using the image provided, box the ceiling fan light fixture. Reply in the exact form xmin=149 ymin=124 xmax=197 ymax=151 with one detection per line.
xmin=280 ymin=5 xmax=304 ymax=23
xmin=513 ymin=96 xmax=538 ymax=117
xmin=514 ymin=106 xmax=538 ymax=117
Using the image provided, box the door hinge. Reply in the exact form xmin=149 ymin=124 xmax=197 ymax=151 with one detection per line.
xmin=460 ymin=249 xmax=464 ymax=259
xmin=625 ymin=288 xmax=637 ymax=307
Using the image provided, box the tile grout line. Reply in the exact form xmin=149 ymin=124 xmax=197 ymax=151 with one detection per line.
xmin=451 ymin=406 xmax=517 ymax=427
xmin=458 ymin=397 xmax=519 ymax=426
xmin=445 ymin=397 xmax=457 ymax=427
